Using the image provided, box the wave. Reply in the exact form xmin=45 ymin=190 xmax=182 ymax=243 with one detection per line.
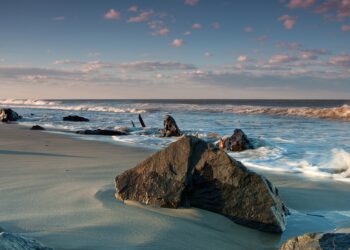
xmin=0 ymin=99 xmax=146 ymax=114
xmin=226 ymin=105 xmax=350 ymax=121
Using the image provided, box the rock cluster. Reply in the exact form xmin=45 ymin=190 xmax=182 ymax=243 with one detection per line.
xmin=76 ymin=129 xmax=128 ymax=136
xmin=63 ymin=115 xmax=89 ymax=122
xmin=218 ymin=129 xmax=254 ymax=152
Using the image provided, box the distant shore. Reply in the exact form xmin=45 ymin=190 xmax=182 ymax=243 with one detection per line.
xmin=0 ymin=123 xmax=350 ymax=250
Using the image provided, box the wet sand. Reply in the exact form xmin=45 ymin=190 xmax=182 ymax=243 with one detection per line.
xmin=0 ymin=123 xmax=349 ymax=250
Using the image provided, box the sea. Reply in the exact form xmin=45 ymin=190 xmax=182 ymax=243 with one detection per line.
xmin=1 ymin=99 xmax=349 ymax=182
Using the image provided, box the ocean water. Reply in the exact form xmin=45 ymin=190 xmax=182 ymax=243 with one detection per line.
xmin=1 ymin=99 xmax=350 ymax=183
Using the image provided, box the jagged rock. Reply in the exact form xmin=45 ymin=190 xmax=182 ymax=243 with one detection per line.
xmin=162 ymin=115 xmax=181 ymax=137
xmin=218 ymin=129 xmax=254 ymax=152
xmin=63 ymin=115 xmax=89 ymax=122
xmin=30 ymin=125 xmax=45 ymax=131
xmin=0 ymin=232 xmax=53 ymax=250
xmin=0 ymin=109 xmax=22 ymax=122
xmin=115 ymin=136 xmax=288 ymax=233
xmin=279 ymin=232 xmax=350 ymax=250
xmin=76 ymin=129 xmax=128 ymax=136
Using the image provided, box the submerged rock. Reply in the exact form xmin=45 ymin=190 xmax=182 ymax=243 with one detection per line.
xmin=162 ymin=115 xmax=181 ymax=137
xmin=63 ymin=115 xmax=89 ymax=122
xmin=76 ymin=129 xmax=128 ymax=136
xmin=218 ymin=129 xmax=254 ymax=152
xmin=279 ymin=232 xmax=350 ymax=250
xmin=115 ymin=136 xmax=288 ymax=233
xmin=30 ymin=125 xmax=45 ymax=131
xmin=0 ymin=232 xmax=53 ymax=250
xmin=0 ymin=108 xmax=22 ymax=122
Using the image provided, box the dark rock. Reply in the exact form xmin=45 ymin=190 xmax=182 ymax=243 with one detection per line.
xmin=162 ymin=115 xmax=181 ymax=137
xmin=115 ymin=136 xmax=288 ymax=233
xmin=30 ymin=125 xmax=45 ymax=131
xmin=63 ymin=115 xmax=89 ymax=122
xmin=138 ymin=114 xmax=146 ymax=128
xmin=76 ymin=129 xmax=128 ymax=136
xmin=0 ymin=232 xmax=53 ymax=250
xmin=0 ymin=108 xmax=22 ymax=122
xmin=279 ymin=232 xmax=350 ymax=250
xmin=218 ymin=129 xmax=254 ymax=152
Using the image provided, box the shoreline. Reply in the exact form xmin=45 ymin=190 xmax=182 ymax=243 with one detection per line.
xmin=0 ymin=123 xmax=350 ymax=249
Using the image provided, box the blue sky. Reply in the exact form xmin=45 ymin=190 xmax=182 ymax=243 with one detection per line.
xmin=0 ymin=0 xmax=349 ymax=99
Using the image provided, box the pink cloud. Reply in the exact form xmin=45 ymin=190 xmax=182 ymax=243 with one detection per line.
xmin=288 ymin=0 xmax=316 ymax=9
xmin=184 ymin=0 xmax=199 ymax=6
xmin=276 ymin=41 xmax=302 ymax=50
xmin=269 ymin=54 xmax=298 ymax=64
xmin=127 ymin=10 xmax=154 ymax=23
xmin=315 ymin=0 xmax=350 ymax=18
xmin=192 ymin=23 xmax=202 ymax=29
xmin=237 ymin=55 xmax=248 ymax=62
xmin=152 ymin=28 xmax=170 ymax=36
xmin=341 ymin=24 xmax=350 ymax=31
xmin=104 ymin=9 xmax=120 ymax=20
xmin=244 ymin=26 xmax=254 ymax=32
xmin=211 ymin=22 xmax=221 ymax=29
xmin=171 ymin=39 xmax=184 ymax=48
xmin=299 ymin=51 xmax=318 ymax=60
xmin=128 ymin=5 xmax=138 ymax=12
xmin=278 ymin=15 xmax=297 ymax=29
xmin=329 ymin=54 xmax=350 ymax=66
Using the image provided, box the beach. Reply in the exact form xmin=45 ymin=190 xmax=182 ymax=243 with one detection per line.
xmin=1 ymin=123 xmax=350 ymax=250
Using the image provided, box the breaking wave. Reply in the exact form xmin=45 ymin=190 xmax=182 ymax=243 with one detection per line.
xmin=226 ymin=105 xmax=350 ymax=121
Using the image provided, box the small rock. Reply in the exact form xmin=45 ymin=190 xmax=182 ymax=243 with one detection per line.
xmin=63 ymin=115 xmax=89 ymax=122
xmin=279 ymin=232 xmax=350 ymax=250
xmin=76 ymin=129 xmax=128 ymax=136
xmin=0 ymin=232 xmax=53 ymax=250
xmin=30 ymin=125 xmax=45 ymax=131
xmin=162 ymin=115 xmax=181 ymax=137
xmin=0 ymin=109 xmax=22 ymax=122
xmin=218 ymin=129 xmax=254 ymax=152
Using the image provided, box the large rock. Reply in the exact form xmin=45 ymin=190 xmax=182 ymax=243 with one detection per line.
xmin=280 ymin=232 xmax=350 ymax=250
xmin=162 ymin=115 xmax=181 ymax=137
xmin=115 ymin=136 xmax=288 ymax=233
xmin=0 ymin=232 xmax=53 ymax=250
xmin=0 ymin=109 xmax=22 ymax=122
xmin=76 ymin=129 xmax=128 ymax=136
xmin=218 ymin=129 xmax=254 ymax=152
xmin=63 ymin=115 xmax=89 ymax=122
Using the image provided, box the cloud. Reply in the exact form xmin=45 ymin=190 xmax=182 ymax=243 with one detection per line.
xmin=204 ymin=52 xmax=213 ymax=57
xmin=329 ymin=54 xmax=350 ymax=67
xmin=152 ymin=28 xmax=170 ymax=36
xmin=256 ymin=35 xmax=269 ymax=42
xmin=287 ymin=0 xmax=316 ymax=9
xmin=171 ymin=39 xmax=184 ymax=48
xmin=269 ymin=54 xmax=299 ymax=64
xmin=118 ymin=61 xmax=196 ymax=71
xmin=278 ymin=15 xmax=297 ymax=29
xmin=314 ymin=0 xmax=350 ymax=18
xmin=184 ymin=0 xmax=199 ymax=6
xmin=184 ymin=31 xmax=191 ymax=35
xmin=244 ymin=26 xmax=253 ymax=32
xmin=211 ymin=22 xmax=221 ymax=29
xmin=104 ymin=9 xmax=121 ymax=20
xmin=52 ymin=16 xmax=65 ymax=21
xmin=237 ymin=55 xmax=248 ymax=62
xmin=192 ymin=23 xmax=202 ymax=29
xmin=276 ymin=41 xmax=302 ymax=50
xmin=299 ymin=51 xmax=318 ymax=60
xmin=341 ymin=24 xmax=350 ymax=31
xmin=127 ymin=10 xmax=154 ymax=23
xmin=53 ymin=59 xmax=83 ymax=65
xmin=128 ymin=5 xmax=138 ymax=12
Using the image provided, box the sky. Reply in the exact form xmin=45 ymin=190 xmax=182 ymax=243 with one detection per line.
xmin=0 ymin=0 xmax=350 ymax=99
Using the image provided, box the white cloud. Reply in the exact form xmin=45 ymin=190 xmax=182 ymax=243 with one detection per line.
xmin=192 ymin=23 xmax=202 ymax=29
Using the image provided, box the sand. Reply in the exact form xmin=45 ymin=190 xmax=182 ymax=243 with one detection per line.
xmin=0 ymin=124 xmax=349 ymax=250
